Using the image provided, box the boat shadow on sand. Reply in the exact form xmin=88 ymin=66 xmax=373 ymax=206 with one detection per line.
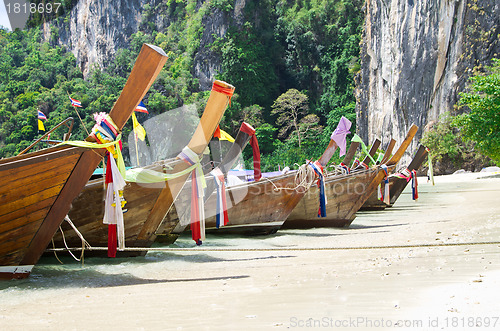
xmin=1 ymin=255 xmax=252 ymax=290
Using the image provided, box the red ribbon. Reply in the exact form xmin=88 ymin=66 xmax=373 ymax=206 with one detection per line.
xmin=105 ymin=154 xmax=117 ymax=258
xmin=189 ymin=171 xmax=202 ymax=245
xmin=212 ymin=81 xmax=235 ymax=106
xmin=212 ymin=81 xmax=235 ymax=96
xmin=240 ymin=122 xmax=261 ymax=181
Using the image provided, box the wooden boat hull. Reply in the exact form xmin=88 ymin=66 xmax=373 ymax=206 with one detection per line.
xmin=158 ymin=172 xmax=307 ymax=238
xmin=283 ymin=168 xmax=382 ymax=228
xmin=0 ymin=146 xmax=102 ymax=278
xmin=360 ymin=145 xmax=428 ymax=210
xmin=1 ymin=43 xmax=168 ymax=279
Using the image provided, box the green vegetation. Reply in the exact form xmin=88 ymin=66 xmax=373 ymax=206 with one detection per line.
xmin=423 ymin=59 xmax=499 ymax=170
xmin=0 ymin=0 xmax=364 ymax=171
xmin=455 ymin=59 xmax=500 ymax=165
xmin=421 ymin=113 xmax=468 ymax=166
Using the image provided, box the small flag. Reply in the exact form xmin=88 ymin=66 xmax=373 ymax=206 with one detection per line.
xmin=213 ymin=125 xmax=235 ymax=142
xmin=69 ymin=96 xmax=82 ymax=107
xmin=132 ymin=112 xmax=146 ymax=141
xmin=38 ymin=120 xmax=45 ymax=131
xmin=135 ymin=101 xmax=148 ymax=114
xmin=37 ymin=110 xmax=47 ymax=120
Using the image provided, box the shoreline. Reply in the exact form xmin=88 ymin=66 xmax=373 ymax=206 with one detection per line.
xmin=0 ymin=173 xmax=499 ymax=330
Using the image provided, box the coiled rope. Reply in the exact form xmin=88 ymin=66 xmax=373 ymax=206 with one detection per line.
xmin=259 ymin=162 xmax=316 ymax=192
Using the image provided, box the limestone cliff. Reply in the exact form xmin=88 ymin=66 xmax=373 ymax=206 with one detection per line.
xmin=356 ymin=0 xmax=499 ymax=161
xmin=43 ymin=0 xmax=245 ymax=89
xmin=44 ymin=0 xmax=148 ymax=74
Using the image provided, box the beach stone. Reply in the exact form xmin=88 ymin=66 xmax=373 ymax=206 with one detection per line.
xmin=453 ymin=169 xmax=469 ymax=174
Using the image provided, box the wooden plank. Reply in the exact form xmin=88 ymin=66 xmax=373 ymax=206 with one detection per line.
xmin=407 ymin=144 xmax=428 ymax=171
xmin=18 ymin=44 xmax=169 ymax=267
xmin=318 ymin=140 xmax=338 ymax=167
xmin=0 ymin=171 xmax=74 ymax=208
xmin=361 ymin=139 xmax=381 ymax=166
xmin=0 ymin=154 xmax=79 ymax=192
xmin=380 ymin=139 xmax=396 ymax=164
xmin=0 ymin=146 xmax=83 ymax=171
xmin=386 ymin=124 xmax=419 ymax=166
xmin=0 ymin=206 xmax=50 ymax=235
xmin=107 ymin=44 xmax=168 ymax=130
xmin=0 ymin=183 xmax=65 ymax=218
xmin=0 ymin=196 xmax=55 ymax=225
xmin=342 ymin=142 xmax=360 ymax=166
xmin=136 ymin=80 xmax=234 ymax=241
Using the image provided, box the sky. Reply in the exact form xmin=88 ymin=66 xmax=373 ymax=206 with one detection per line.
xmin=0 ymin=1 xmax=12 ymax=31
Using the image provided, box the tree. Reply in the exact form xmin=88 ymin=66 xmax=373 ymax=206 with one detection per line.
xmin=455 ymin=59 xmax=500 ymax=165
xmin=271 ymin=88 xmax=309 ymax=147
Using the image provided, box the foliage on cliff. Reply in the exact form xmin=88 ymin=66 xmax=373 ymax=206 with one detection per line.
xmin=455 ymin=59 xmax=500 ymax=166
xmin=0 ymin=0 xmax=364 ymax=171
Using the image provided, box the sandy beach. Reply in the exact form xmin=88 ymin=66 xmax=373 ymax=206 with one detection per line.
xmin=1 ymin=173 xmax=499 ymax=330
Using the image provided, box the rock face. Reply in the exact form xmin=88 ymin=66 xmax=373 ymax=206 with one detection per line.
xmin=46 ymin=0 xmax=148 ymax=74
xmin=356 ymin=0 xmax=499 ymax=161
xmin=44 ymin=0 xmax=244 ymax=89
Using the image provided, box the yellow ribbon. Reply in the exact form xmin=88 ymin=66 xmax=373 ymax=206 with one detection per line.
xmin=56 ymin=134 xmax=125 ymax=176
xmin=124 ymin=164 xmax=202 ymax=183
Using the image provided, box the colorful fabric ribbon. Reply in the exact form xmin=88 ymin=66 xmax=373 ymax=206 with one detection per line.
xmin=340 ymin=162 xmax=350 ymax=174
xmin=214 ymin=126 xmax=235 ymax=142
xmin=88 ymin=112 xmax=126 ymax=257
xmin=351 ymin=134 xmax=377 ymax=165
xmin=352 ymin=159 xmax=360 ymax=168
xmin=378 ymin=164 xmax=390 ymax=204
xmin=390 ymin=168 xmax=418 ymax=201
xmin=411 ymin=170 xmax=418 ymax=200
xmin=178 ymin=146 xmax=207 ymax=245
xmin=309 ymin=161 xmax=327 ymax=217
xmin=239 ymin=122 xmax=261 ymax=181
xmin=390 ymin=168 xmax=412 ymax=181
xmin=210 ymin=168 xmax=229 ymax=228
xmin=330 ymin=116 xmax=352 ymax=157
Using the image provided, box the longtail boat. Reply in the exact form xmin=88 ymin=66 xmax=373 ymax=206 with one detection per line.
xmin=283 ymin=125 xmax=418 ymax=229
xmin=360 ymin=144 xmax=428 ymax=210
xmin=49 ymin=80 xmax=234 ymax=257
xmin=0 ymin=44 xmax=168 ymax=279
xmin=155 ymin=122 xmax=257 ymax=243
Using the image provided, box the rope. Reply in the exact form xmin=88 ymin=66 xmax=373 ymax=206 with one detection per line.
xmin=254 ymin=163 xmax=316 ymax=193
xmin=52 ymin=216 xmax=92 ymax=264
xmin=326 ymin=164 xmax=348 ymax=176
xmin=45 ymin=241 xmax=500 ymax=253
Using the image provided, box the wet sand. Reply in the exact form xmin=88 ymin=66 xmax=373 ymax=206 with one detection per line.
xmin=1 ymin=173 xmax=499 ymax=330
